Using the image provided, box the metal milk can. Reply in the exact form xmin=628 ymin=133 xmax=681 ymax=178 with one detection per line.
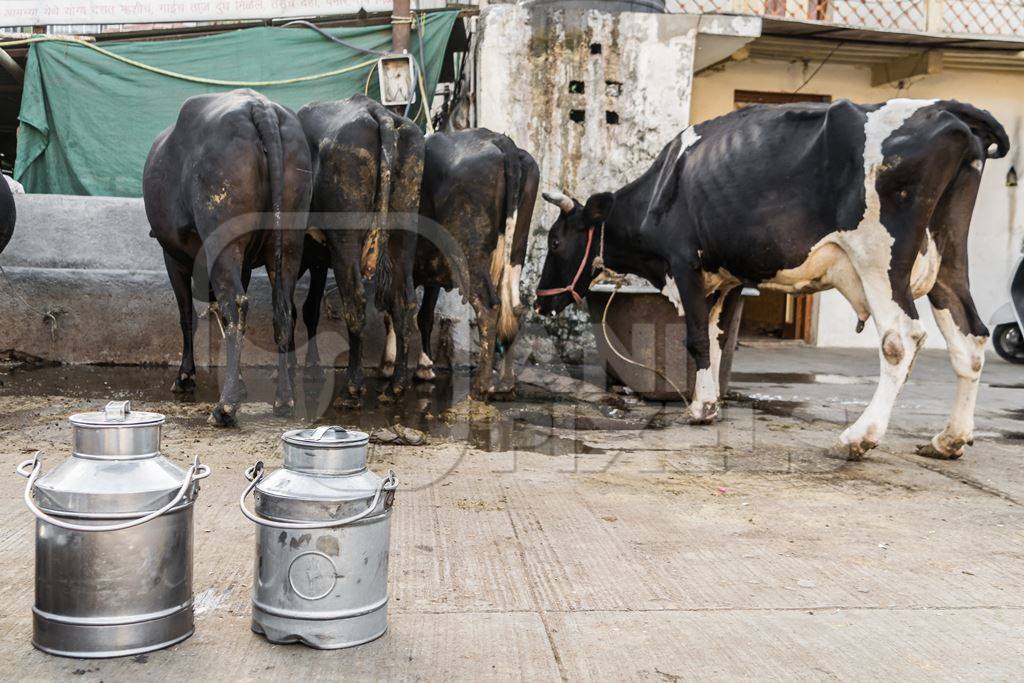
xmin=16 ymin=400 xmax=210 ymax=658
xmin=240 ymin=425 xmax=397 ymax=649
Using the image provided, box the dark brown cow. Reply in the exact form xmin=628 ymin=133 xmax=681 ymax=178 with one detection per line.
xmin=144 ymin=89 xmax=312 ymax=426
xmin=298 ymin=95 xmax=424 ymax=404
xmin=391 ymin=128 xmax=539 ymax=398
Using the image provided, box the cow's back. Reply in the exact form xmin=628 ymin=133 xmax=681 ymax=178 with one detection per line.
xmin=299 ymin=96 xmax=386 ymax=214
xmin=422 ymin=129 xmax=505 ymax=226
xmin=668 ymin=99 xmax=874 ymax=281
xmin=143 ymin=89 xmax=272 ymax=232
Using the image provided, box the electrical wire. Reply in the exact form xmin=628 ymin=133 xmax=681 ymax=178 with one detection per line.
xmin=792 ymin=41 xmax=843 ymax=94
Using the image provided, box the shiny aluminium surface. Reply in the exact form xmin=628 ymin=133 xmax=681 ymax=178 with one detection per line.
xmin=22 ymin=400 xmax=204 ymax=659
xmin=246 ymin=425 xmax=396 ymax=649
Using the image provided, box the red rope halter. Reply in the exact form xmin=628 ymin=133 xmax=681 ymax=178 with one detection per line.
xmin=535 ymin=226 xmax=594 ymax=306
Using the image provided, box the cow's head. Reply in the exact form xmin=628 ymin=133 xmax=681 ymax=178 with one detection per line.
xmin=534 ymin=190 xmax=615 ymax=316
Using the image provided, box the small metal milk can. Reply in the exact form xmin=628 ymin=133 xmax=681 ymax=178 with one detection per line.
xmin=15 ymin=400 xmax=210 ymax=659
xmin=240 ymin=425 xmax=397 ymax=649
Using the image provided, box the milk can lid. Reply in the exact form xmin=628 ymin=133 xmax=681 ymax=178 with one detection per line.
xmin=69 ymin=400 xmax=165 ymax=428
xmin=282 ymin=425 xmax=369 ymax=448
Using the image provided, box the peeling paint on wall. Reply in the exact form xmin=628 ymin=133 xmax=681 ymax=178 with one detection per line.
xmin=477 ymin=5 xmax=698 ymax=361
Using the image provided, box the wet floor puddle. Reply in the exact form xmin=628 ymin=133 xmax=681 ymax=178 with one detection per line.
xmin=730 ymin=372 xmax=868 ymax=385
xmin=0 ymin=364 xmax=625 ymax=455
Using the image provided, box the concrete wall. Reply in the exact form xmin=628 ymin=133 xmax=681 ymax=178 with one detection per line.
xmin=690 ymin=58 xmax=1023 ymax=348
xmin=0 ymin=194 xmax=430 ymax=367
xmin=475 ymin=5 xmax=703 ymax=360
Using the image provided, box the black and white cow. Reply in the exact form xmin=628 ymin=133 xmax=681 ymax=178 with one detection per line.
xmin=380 ymin=129 xmax=539 ymax=398
xmin=145 ymin=89 xmax=312 ymax=426
xmin=536 ymin=99 xmax=1008 ymax=460
xmin=298 ymin=95 xmax=424 ymax=403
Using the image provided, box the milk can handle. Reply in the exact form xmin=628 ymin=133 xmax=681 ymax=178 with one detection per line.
xmin=239 ymin=461 xmax=397 ymax=530
xmin=16 ymin=452 xmax=211 ymax=533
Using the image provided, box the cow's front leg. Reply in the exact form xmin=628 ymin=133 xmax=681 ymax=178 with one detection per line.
xmin=918 ymin=292 xmax=987 ymax=459
xmin=840 ymin=277 xmax=926 ymax=459
xmin=302 ymin=256 xmax=328 ymax=368
xmin=162 ymin=251 xmax=198 ymax=394
xmin=672 ymin=263 xmax=718 ymax=424
xmin=415 ymin=285 xmax=440 ymax=382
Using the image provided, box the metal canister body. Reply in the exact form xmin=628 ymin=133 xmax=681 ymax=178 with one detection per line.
xmin=242 ymin=426 xmax=397 ymax=649
xmin=17 ymin=401 xmax=208 ymax=658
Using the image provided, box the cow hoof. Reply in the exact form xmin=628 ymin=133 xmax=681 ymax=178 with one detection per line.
xmin=414 ymin=365 xmax=436 ymax=382
xmin=916 ymin=437 xmax=965 ymax=460
xmin=171 ymin=374 xmax=196 ymax=394
xmin=346 ymin=383 xmax=366 ymax=399
xmin=273 ymin=399 xmax=295 ymax=417
xmin=208 ymin=403 xmax=238 ymax=428
xmin=378 ymin=384 xmax=405 ymax=404
xmin=380 ymin=361 xmax=396 ymax=379
xmin=333 ymin=395 xmax=362 ymax=409
xmin=489 ymin=384 xmax=516 ymax=401
xmin=844 ymin=439 xmax=877 ymax=461
xmin=687 ymin=401 xmax=719 ymax=425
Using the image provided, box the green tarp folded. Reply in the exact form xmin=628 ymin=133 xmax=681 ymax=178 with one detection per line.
xmin=14 ymin=11 xmax=459 ymax=197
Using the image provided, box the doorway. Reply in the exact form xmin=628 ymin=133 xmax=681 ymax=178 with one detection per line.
xmin=733 ymin=89 xmax=830 ymax=343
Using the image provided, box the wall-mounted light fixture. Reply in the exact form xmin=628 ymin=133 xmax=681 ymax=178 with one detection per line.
xmin=1007 ymin=165 xmax=1018 ymax=187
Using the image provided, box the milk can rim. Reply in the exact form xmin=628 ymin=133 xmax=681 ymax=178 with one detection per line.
xmin=281 ymin=426 xmax=369 ymax=448
xmin=69 ymin=410 xmax=165 ymax=428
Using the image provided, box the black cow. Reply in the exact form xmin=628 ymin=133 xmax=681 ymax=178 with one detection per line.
xmin=144 ymin=89 xmax=312 ymax=426
xmin=378 ymin=129 xmax=539 ymax=398
xmin=536 ymin=99 xmax=1008 ymax=460
xmin=0 ymin=175 xmax=15 ymax=256
xmin=298 ymin=95 xmax=424 ymax=403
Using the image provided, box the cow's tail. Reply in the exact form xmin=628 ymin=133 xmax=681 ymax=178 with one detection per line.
xmin=942 ymin=100 xmax=1010 ymax=159
xmin=366 ymin=110 xmax=397 ymax=308
xmin=490 ymin=135 xmax=524 ymax=346
xmin=250 ymin=96 xmax=285 ymax=287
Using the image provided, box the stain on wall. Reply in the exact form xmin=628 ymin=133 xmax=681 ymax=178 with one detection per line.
xmin=476 ymin=5 xmax=699 ymax=361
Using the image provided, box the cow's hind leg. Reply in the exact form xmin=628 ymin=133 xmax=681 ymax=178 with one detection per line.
xmin=468 ymin=271 xmax=500 ymax=400
xmin=206 ymin=244 xmax=250 ymax=427
xmin=919 ymin=297 xmax=985 ymax=459
xmin=162 ymin=250 xmax=198 ymax=394
xmin=332 ymin=251 xmax=367 ymax=406
xmin=380 ymin=314 xmax=396 ymax=379
xmin=918 ymin=166 xmax=988 ymax=460
xmin=493 ymin=338 xmax=517 ymax=397
xmin=415 ymin=285 xmax=440 ymax=382
xmin=707 ymin=286 xmax=738 ymax=399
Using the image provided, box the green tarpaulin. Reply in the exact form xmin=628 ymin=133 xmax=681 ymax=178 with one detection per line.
xmin=14 ymin=12 xmax=459 ymax=197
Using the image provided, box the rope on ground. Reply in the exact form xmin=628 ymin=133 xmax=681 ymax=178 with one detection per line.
xmin=0 ymin=36 xmax=379 ymax=87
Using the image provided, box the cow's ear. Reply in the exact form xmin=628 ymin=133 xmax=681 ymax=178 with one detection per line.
xmin=581 ymin=192 xmax=614 ymax=227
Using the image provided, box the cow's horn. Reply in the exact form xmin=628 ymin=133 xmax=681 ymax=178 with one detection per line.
xmin=542 ymin=191 xmax=574 ymax=214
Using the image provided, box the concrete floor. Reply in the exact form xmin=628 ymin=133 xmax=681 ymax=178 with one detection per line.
xmin=0 ymin=345 xmax=1022 ymax=680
